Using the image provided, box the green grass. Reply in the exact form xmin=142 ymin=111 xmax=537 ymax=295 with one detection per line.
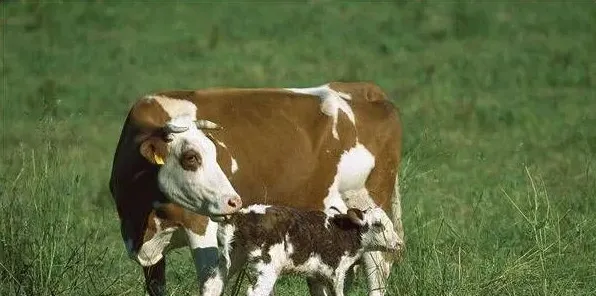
xmin=1 ymin=1 xmax=595 ymax=295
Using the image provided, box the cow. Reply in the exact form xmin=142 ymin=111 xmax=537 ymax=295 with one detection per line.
xmin=108 ymin=82 xmax=404 ymax=296
xmin=202 ymin=204 xmax=403 ymax=296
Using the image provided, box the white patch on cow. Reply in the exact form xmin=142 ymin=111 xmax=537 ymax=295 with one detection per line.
xmin=285 ymin=234 xmax=294 ymax=254
xmin=186 ymin=219 xmax=219 ymax=249
xmin=268 ymin=242 xmax=291 ymax=270
xmin=157 ymin=115 xmax=241 ymax=216
xmin=249 ymin=248 xmax=263 ymax=258
xmin=246 ymin=242 xmax=290 ymax=296
xmin=149 ymin=95 xmax=197 ymax=120
xmin=186 ymin=219 xmax=222 ymax=291
xmin=284 ymin=84 xmax=354 ymax=139
xmin=336 ymin=144 xmax=375 ymax=192
xmin=168 ymin=114 xmax=195 ymax=130
xmin=136 ymin=218 xmax=178 ymax=266
xmin=292 ymin=254 xmax=334 ymax=278
xmin=343 ymin=188 xmax=377 ymax=210
xmin=247 ymin=260 xmax=278 ymax=296
xmin=212 ymin=138 xmax=239 ymax=176
xmin=214 ymin=139 xmax=228 ymax=149
xmin=240 ymin=204 xmax=271 ymax=215
xmin=202 ymin=274 xmax=225 ymax=296
xmin=231 ymin=157 xmax=239 ymax=174
xmin=323 ymin=144 xmax=375 ymax=218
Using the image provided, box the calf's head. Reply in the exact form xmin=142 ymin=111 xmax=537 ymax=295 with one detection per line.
xmin=140 ymin=115 xmax=242 ymax=217
xmin=345 ymin=207 xmax=402 ymax=252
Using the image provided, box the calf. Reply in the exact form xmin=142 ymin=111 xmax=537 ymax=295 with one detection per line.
xmin=202 ymin=205 xmax=402 ymax=296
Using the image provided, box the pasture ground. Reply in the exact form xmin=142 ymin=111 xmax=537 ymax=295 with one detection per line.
xmin=1 ymin=2 xmax=595 ymax=295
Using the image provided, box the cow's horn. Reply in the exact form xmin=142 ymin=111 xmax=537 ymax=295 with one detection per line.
xmin=195 ymin=120 xmax=222 ymax=130
xmin=164 ymin=122 xmax=189 ymax=133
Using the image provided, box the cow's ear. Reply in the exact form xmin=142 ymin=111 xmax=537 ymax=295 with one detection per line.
xmin=347 ymin=208 xmax=366 ymax=227
xmin=140 ymin=137 xmax=167 ymax=166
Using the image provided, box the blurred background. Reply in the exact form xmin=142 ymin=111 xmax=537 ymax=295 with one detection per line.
xmin=1 ymin=1 xmax=595 ymax=295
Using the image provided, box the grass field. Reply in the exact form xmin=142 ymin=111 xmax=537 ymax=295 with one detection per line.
xmin=1 ymin=1 xmax=595 ymax=295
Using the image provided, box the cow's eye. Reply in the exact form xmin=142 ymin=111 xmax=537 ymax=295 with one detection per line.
xmin=180 ymin=150 xmax=201 ymax=171
xmin=163 ymin=134 xmax=174 ymax=143
xmin=186 ymin=154 xmax=198 ymax=163
xmin=372 ymin=221 xmax=383 ymax=228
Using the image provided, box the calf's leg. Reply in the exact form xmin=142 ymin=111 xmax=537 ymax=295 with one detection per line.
xmin=246 ymin=262 xmax=278 ymax=296
xmin=306 ymin=277 xmax=332 ymax=296
xmin=343 ymin=263 xmax=360 ymax=293
xmin=332 ymin=273 xmax=347 ymax=296
xmin=362 ymin=251 xmax=392 ymax=296
xmin=143 ymin=258 xmax=166 ymax=296
xmin=200 ymin=264 xmax=227 ymax=296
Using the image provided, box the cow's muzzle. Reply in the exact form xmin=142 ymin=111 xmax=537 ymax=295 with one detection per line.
xmin=224 ymin=195 xmax=242 ymax=213
xmin=209 ymin=195 xmax=242 ymax=222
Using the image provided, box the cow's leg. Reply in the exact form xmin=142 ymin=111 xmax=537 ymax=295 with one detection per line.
xmin=362 ymin=251 xmax=392 ymax=296
xmin=143 ymin=258 xmax=166 ymax=296
xmin=185 ymin=221 xmax=220 ymax=294
xmin=391 ymin=179 xmax=405 ymax=251
xmin=134 ymin=226 xmax=182 ymax=296
xmin=306 ymin=277 xmax=332 ymax=296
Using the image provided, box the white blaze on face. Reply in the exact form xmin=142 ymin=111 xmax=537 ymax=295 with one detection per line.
xmin=152 ymin=97 xmax=241 ymax=216
xmin=157 ymin=119 xmax=240 ymax=215
xmin=284 ymin=84 xmax=354 ymax=139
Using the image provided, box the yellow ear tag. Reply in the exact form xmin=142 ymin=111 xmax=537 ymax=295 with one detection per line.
xmin=154 ymin=154 xmax=165 ymax=165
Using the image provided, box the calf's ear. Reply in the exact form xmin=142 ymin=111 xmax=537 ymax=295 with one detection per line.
xmin=347 ymin=208 xmax=366 ymax=227
xmin=140 ymin=137 xmax=168 ymax=166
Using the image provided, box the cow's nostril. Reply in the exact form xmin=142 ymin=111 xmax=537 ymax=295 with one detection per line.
xmin=227 ymin=196 xmax=242 ymax=209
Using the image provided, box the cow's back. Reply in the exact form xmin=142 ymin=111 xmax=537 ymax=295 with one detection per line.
xmin=168 ymin=82 xmax=402 ymax=212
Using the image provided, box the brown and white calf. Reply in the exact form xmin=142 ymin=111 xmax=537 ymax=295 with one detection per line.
xmin=202 ymin=205 xmax=402 ymax=296
xmin=109 ymin=82 xmax=403 ymax=296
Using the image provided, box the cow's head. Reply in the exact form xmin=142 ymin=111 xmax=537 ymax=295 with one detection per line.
xmin=140 ymin=115 xmax=242 ymax=218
